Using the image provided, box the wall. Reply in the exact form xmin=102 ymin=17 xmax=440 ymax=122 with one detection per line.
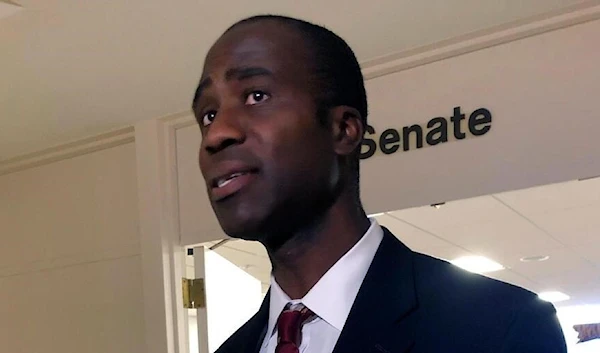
xmin=360 ymin=18 xmax=600 ymax=214
xmin=0 ymin=142 xmax=144 ymax=353
xmin=202 ymin=249 xmax=262 ymax=353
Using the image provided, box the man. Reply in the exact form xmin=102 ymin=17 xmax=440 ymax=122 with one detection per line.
xmin=192 ymin=14 xmax=567 ymax=353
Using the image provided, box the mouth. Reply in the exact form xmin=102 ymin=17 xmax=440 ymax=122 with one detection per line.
xmin=210 ymin=169 xmax=258 ymax=201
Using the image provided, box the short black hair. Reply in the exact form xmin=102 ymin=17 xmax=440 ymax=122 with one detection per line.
xmin=227 ymin=15 xmax=368 ymax=127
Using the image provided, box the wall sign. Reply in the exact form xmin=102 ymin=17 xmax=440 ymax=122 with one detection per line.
xmin=360 ymin=106 xmax=492 ymax=159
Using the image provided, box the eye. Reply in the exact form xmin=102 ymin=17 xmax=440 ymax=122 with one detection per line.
xmin=245 ymin=91 xmax=270 ymax=105
xmin=202 ymin=111 xmax=217 ymax=127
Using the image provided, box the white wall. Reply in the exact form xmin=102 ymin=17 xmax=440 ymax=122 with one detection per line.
xmin=203 ymin=249 xmax=263 ymax=353
xmin=557 ymin=305 xmax=600 ymax=352
xmin=186 ymin=247 xmax=263 ymax=353
xmin=0 ymin=143 xmax=145 ymax=353
xmin=360 ymin=18 xmax=600 ymax=214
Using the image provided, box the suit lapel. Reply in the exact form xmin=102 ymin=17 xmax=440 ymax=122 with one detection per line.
xmin=332 ymin=228 xmax=418 ymax=353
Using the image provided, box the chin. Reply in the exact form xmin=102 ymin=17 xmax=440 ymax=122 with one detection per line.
xmin=221 ymin=223 xmax=266 ymax=242
xmin=215 ymin=208 xmax=267 ymax=242
xmin=211 ymin=194 xmax=291 ymax=244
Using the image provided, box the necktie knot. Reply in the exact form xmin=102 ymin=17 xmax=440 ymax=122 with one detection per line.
xmin=276 ymin=304 xmax=315 ymax=353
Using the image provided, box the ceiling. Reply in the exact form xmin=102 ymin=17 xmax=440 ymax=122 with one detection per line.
xmin=0 ymin=1 xmax=22 ymax=19
xmin=194 ymin=177 xmax=600 ymax=307
xmin=0 ymin=0 xmax=593 ymax=160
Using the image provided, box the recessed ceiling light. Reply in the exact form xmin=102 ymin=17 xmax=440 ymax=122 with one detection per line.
xmin=450 ymin=256 xmax=505 ymax=274
xmin=431 ymin=202 xmax=445 ymax=209
xmin=520 ymin=255 xmax=550 ymax=262
xmin=368 ymin=212 xmax=385 ymax=217
xmin=538 ymin=291 xmax=570 ymax=303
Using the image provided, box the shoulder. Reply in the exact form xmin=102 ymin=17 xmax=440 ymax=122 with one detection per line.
xmin=411 ymin=251 xmax=543 ymax=317
xmin=409 ymin=252 xmax=565 ymax=351
xmin=412 ymin=252 xmax=538 ymax=306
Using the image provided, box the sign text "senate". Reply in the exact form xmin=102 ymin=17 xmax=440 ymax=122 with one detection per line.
xmin=360 ymin=106 xmax=492 ymax=159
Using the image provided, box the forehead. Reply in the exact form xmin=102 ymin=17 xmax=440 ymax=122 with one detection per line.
xmin=201 ymin=21 xmax=314 ymax=81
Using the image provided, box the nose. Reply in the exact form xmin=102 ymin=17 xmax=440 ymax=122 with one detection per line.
xmin=202 ymin=107 xmax=245 ymax=155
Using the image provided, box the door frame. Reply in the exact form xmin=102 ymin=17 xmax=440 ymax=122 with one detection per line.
xmin=135 ymin=112 xmax=197 ymax=353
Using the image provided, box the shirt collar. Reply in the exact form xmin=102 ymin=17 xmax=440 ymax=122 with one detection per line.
xmin=266 ymin=219 xmax=384 ymax=337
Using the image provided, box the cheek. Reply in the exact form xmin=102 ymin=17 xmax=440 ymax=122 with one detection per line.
xmin=197 ymin=148 xmax=207 ymax=178
xmin=198 ymin=147 xmax=214 ymax=186
xmin=267 ymin=127 xmax=335 ymax=185
xmin=252 ymin=101 xmax=334 ymax=182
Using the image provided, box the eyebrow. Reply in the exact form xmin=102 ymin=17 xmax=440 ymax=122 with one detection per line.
xmin=192 ymin=66 xmax=273 ymax=106
xmin=225 ymin=66 xmax=273 ymax=81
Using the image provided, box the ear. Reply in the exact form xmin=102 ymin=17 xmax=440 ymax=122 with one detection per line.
xmin=328 ymin=106 xmax=365 ymax=157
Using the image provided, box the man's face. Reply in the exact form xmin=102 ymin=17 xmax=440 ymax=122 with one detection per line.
xmin=194 ymin=21 xmax=339 ymax=244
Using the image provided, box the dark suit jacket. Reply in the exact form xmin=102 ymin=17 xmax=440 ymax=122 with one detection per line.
xmin=216 ymin=227 xmax=567 ymax=353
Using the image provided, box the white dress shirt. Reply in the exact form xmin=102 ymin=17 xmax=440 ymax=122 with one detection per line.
xmin=259 ymin=219 xmax=384 ymax=353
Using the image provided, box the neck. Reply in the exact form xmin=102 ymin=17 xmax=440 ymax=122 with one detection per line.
xmin=266 ymin=192 xmax=370 ymax=299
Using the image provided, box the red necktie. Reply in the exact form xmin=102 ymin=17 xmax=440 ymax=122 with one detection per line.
xmin=275 ymin=305 xmax=315 ymax=353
